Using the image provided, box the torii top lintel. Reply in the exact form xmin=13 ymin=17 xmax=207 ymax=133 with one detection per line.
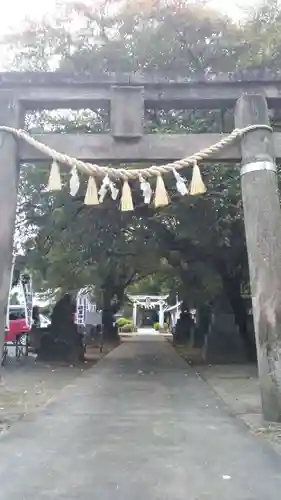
xmin=2 ymin=70 xmax=281 ymax=163
xmin=128 ymin=295 xmax=169 ymax=309
xmin=0 ymin=70 xmax=280 ymax=110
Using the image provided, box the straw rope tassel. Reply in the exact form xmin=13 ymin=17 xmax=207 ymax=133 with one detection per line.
xmin=190 ymin=161 xmax=206 ymax=195
xmin=154 ymin=173 xmax=169 ymax=207
xmin=84 ymin=176 xmax=99 ymax=205
xmin=48 ymin=160 xmax=62 ymax=191
xmin=120 ymin=180 xmax=134 ymax=211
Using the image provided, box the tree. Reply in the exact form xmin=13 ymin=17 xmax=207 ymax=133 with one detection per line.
xmin=20 ymin=165 xmax=161 ymax=339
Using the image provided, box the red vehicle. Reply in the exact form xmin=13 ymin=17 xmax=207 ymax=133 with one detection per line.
xmin=5 ymin=305 xmax=30 ymax=344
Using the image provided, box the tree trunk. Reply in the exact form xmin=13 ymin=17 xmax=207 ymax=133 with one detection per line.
xmin=194 ymin=304 xmax=211 ymax=348
xmin=102 ymin=308 xmax=119 ymax=342
xmin=220 ymin=272 xmax=256 ymax=361
xmin=102 ymin=290 xmax=120 ymax=343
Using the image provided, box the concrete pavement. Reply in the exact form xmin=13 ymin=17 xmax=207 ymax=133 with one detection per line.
xmin=0 ymin=335 xmax=281 ymax=499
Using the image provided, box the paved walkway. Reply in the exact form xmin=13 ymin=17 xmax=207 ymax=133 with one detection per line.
xmin=1 ymin=336 xmax=281 ymax=499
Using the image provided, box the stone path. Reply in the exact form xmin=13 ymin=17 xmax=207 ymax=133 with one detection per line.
xmin=0 ymin=335 xmax=281 ymax=499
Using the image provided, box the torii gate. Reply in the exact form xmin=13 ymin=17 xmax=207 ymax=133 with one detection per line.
xmin=128 ymin=294 xmax=169 ymax=330
xmin=0 ymin=72 xmax=281 ymax=420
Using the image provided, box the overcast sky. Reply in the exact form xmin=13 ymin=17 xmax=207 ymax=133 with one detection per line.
xmin=0 ymin=0 xmax=262 ymax=34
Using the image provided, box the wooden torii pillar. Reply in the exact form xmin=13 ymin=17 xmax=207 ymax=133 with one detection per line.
xmin=235 ymin=94 xmax=281 ymax=422
xmin=0 ymin=94 xmax=21 ymax=352
xmin=1 ymin=73 xmax=281 ymax=420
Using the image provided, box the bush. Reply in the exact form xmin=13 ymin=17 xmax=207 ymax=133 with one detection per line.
xmin=116 ymin=317 xmax=132 ymax=328
xmin=119 ymin=323 xmax=133 ymax=333
xmin=154 ymin=322 xmax=169 ymax=331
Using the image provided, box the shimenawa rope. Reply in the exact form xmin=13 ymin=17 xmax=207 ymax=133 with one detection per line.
xmin=0 ymin=124 xmax=272 ymax=210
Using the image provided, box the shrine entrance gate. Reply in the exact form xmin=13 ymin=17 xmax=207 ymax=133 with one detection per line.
xmin=0 ymin=72 xmax=281 ymax=421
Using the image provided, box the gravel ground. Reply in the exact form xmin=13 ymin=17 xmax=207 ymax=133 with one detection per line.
xmin=173 ymin=344 xmax=281 ymax=456
xmin=197 ymin=364 xmax=281 ymax=456
xmin=0 ymin=344 xmax=115 ymax=433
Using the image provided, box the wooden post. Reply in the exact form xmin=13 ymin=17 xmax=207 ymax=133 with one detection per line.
xmin=235 ymin=94 xmax=281 ymax=421
xmin=0 ymin=94 xmax=20 ymax=354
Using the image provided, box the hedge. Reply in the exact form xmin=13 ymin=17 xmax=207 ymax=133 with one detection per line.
xmin=116 ymin=317 xmax=132 ymax=328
